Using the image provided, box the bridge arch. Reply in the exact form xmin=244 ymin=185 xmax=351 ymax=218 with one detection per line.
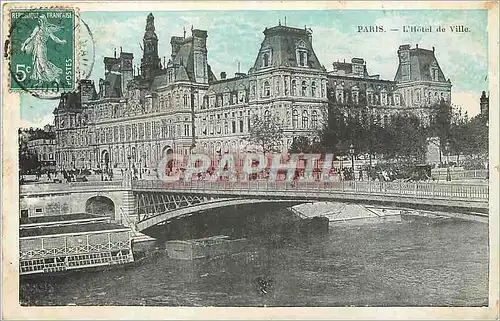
xmin=136 ymin=198 xmax=304 ymax=232
xmin=85 ymin=196 xmax=115 ymax=218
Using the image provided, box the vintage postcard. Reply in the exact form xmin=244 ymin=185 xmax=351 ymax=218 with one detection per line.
xmin=2 ymin=1 xmax=499 ymax=320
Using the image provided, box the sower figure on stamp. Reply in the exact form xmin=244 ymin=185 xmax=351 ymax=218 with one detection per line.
xmin=20 ymin=15 xmax=67 ymax=86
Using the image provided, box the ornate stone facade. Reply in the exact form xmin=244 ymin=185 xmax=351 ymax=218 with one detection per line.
xmin=54 ymin=13 xmax=451 ymax=171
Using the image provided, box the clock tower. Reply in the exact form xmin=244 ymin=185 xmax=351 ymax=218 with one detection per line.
xmin=140 ymin=13 xmax=161 ymax=79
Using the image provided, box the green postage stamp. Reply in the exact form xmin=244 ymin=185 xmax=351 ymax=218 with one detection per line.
xmin=9 ymin=8 xmax=75 ymax=92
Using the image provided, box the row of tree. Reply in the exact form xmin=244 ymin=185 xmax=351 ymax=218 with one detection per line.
xmin=247 ymin=98 xmax=488 ymax=166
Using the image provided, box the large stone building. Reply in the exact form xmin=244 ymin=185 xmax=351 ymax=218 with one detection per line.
xmin=54 ymin=13 xmax=451 ymax=171
xmin=22 ymin=125 xmax=57 ymax=171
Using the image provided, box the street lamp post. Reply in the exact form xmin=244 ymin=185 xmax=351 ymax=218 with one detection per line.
xmin=445 ymin=141 xmax=451 ymax=181
xmin=349 ymin=143 xmax=355 ymax=175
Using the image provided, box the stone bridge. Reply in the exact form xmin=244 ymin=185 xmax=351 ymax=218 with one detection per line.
xmin=19 ymin=179 xmax=489 ymax=234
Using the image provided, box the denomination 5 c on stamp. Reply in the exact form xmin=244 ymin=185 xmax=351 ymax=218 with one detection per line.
xmin=9 ymin=9 xmax=75 ymax=92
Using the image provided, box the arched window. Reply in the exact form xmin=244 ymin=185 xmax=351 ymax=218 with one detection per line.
xmin=263 ymin=81 xmax=270 ymax=97
xmin=292 ymin=109 xmax=298 ymax=128
xmin=291 ymin=80 xmax=297 ymax=96
xmin=301 ymin=81 xmax=307 ymax=96
xmin=131 ymin=147 xmax=137 ymax=163
xmin=302 ymin=110 xmax=309 ymax=128
xmin=264 ymin=110 xmax=270 ymax=122
xmin=167 ymin=94 xmax=172 ymax=108
xmin=311 ymin=81 xmax=316 ymax=97
xmin=311 ymin=110 xmax=318 ymax=128
xmin=263 ymin=53 xmax=269 ymax=67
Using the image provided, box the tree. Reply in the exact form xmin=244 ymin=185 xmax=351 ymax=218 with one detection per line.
xmin=430 ymin=99 xmax=453 ymax=150
xmin=247 ymin=114 xmax=284 ymax=153
xmin=387 ymin=113 xmax=427 ymax=162
xmin=19 ymin=145 xmax=40 ymax=174
xmin=289 ymin=136 xmax=322 ymax=153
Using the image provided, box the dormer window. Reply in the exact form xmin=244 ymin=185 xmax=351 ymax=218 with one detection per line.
xmin=238 ymin=85 xmax=246 ymax=103
xmin=296 ymin=40 xmax=308 ymax=67
xmin=299 ymin=52 xmax=307 ymax=66
xmin=430 ymin=62 xmax=439 ymax=81
xmin=263 ymin=53 xmax=269 ymax=67
xmin=432 ymin=68 xmax=439 ymax=81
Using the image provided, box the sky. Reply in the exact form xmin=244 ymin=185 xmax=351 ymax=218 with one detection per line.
xmin=20 ymin=9 xmax=489 ymax=128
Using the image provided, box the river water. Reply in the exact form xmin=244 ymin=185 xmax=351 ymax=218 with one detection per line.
xmin=20 ymin=220 xmax=488 ymax=307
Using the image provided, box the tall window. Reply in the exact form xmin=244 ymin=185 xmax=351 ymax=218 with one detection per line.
xmin=302 ymin=110 xmax=309 ymax=128
xmin=263 ymin=81 xmax=270 ymax=97
xmin=299 ymin=52 xmax=306 ymax=66
xmin=292 ymin=109 xmax=298 ymax=128
xmin=238 ymin=89 xmax=245 ymax=102
xmin=264 ymin=110 xmax=270 ymax=122
xmin=291 ymin=80 xmax=296 ymax=96
xmin=301 ymin=81 xmax=307 ymax=96
xmin=183 ymin=94 xmax=189 ymax=107
xmin=263 ymin=53 xmax=269 ymax=67
xmin=202 ymin=117 xmax=207 ymax=135
xmin=311 ymin=110 xmax=318 ymax=128
xmin=311 ymin=81 xmax=316 ymax=97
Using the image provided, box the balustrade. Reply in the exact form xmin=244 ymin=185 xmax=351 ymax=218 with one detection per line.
xmin=131 ymin=179 xmax=488 ymax=200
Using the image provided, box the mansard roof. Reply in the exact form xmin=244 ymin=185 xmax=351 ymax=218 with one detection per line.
xmin=208 ymin=76 xmax=250 ymax=94
xmin=101 ymin=55 xmax=124 ymax=98
xmin=172 ymin=40 xmax=194 ymax=81
xmin=54 ymin=92 xmax=82 ymax=114
xmin=250 ymin=25 xmax=325 ymax=72
xmin=394 ymin=45 xmax=449 ymax=83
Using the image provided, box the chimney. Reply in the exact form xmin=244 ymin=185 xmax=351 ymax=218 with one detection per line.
xmin=220 ymin=72 xmax=226 ymax=80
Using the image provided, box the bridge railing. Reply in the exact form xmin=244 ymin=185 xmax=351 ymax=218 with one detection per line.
xmin=131 ymin=179 xmax=489 ymax=200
